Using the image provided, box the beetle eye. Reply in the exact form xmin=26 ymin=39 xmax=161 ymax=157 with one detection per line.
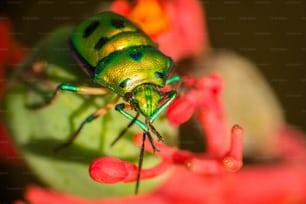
xmin=119 ymin=78 xmax=130 ymax=88
xmin=154 ymin=71 xmax=165 ymax=79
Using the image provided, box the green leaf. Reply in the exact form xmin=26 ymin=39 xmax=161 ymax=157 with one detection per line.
xmin=3 ymin=26 xmax=178 ymax=198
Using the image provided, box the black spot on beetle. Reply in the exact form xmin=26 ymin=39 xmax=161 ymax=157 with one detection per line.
xmin=119 ymin=78 xmax=130 ymax=88
xmin=129 ymin=51 xmax=143 ymax=61
xmin=111 ymin=18 xmax=125 ymax=28
xmin=83 ymin=21 xmax=99 ymax=38
xmin=94 ymin=37 xmax=109 ymax=50
xmin=154 ymin=71 xmax=165 ymax=79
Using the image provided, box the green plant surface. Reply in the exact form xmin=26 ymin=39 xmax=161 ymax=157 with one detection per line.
xmin=3 ymin=26 xmax=177 ymax=198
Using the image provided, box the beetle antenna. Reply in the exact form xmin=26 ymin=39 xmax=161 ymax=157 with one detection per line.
xmin=111 ymin=112 xmax=140 ymax=146
xmin=135 ymin=131 xmax=147 ymax=194
xmin=144 ymin=118 xmax=161 ymax=153
xmin=148 ymin=121 xmax=164 ymax=143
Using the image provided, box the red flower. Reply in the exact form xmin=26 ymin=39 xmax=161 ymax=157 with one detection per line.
xmin=17 ymin=106 xmax=306 ymax=204
xmin=17 ymin=75 xmax=306 ymax=204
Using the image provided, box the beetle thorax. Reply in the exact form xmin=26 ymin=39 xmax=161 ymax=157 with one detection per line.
xmin=132 ymin=84 xmax=161 ymax=117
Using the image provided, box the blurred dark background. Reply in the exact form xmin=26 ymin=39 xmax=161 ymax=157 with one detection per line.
xmin=0 ymin=0 xmax=305 ymax=203
xmin=204 ymin=1 xmax=306 ymax=133
xmin=1 ymin=0 xmax=305 ymax=132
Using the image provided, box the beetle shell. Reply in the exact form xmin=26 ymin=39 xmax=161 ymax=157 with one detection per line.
xmin=69 ymin=11 xmax=173 ymax=97
xmin=95 ymin=46 xmax=173 ymax=96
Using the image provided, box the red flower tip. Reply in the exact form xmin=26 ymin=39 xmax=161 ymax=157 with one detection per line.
xmin=222 ymin=125 xmax=244 ymax=172
xmin=177 ymin=124 xmax=243 ymax=175
xmin=222 ymin=156 xmax=242 ymax=172
xmin=89 ymin=157 xmax=137 ymax=184
xmin=89 ymin=144 xmax=171 ymax=184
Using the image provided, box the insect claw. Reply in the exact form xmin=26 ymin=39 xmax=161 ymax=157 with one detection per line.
xmin=27 ymin=88 xmax=58 ymax=110
xmin=115 ymin=103 xmax=125 ymax=111
xmin=153 ymin=147 xmax=160 ymax=153
xmin=26 ymin=101 xmax=52 ymax=110
xmin=157 ymin=137 xmax=164 ymax=142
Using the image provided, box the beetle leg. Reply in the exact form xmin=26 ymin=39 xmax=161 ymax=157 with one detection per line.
xmin=115 ymin=103 xmax=148 ymax=132
xmin=114 ymin=105 xmax=159 ymax=149
xmin=135 ymin=132 xmax=146 ymax=194
xmin=54 ymin=96 xmax=120 ymax=152
xmin=150 ymin=90 xmax=177 ymax=123
xmin=110 ymin=111 xmax=140 ymax=146
xmin=30 ymin=83 xmax=110 ymax=109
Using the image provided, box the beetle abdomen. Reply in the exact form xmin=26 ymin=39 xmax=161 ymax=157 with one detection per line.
xmin=70 ymin=12 xmax=156 ymax=75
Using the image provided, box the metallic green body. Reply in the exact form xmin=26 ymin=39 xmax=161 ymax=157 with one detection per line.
xmin=70 ymin=12 xmax=153 ymax=67
xmin=70 ymin=11 xmax=173 ymax=98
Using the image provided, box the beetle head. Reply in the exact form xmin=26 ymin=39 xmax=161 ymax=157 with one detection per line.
xmin=129 ymin=84 xmax=161 ymax=117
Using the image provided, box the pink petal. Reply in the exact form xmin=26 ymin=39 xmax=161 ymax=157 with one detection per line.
xmin=111 ymin=0 xmax=131 ymax=16
xmin=166 ymin=92 xmax=197 ymax=126
xmin=154 ymin=0 xmax=207 ymax=61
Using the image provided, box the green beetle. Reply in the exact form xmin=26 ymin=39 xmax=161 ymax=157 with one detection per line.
xmin=40 ymin=11 xmax=180 ymax=193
